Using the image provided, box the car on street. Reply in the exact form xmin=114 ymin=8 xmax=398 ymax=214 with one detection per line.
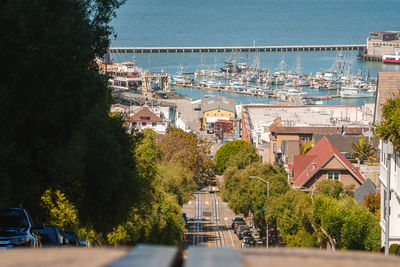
xmin=231 ymin=217 xmax=245 ymax=229
xmin=238 ymin=229 xmax=252 ymax=240
xmin=236 ymin=225 xmax=250 ymax=238
xmin=37 ymin=225 xmax=69 ymax=247
xmin=233 ymin=221 xmax=246 ymax=234
xmin=0 ymin=207 xmax=43 ymax=249
xmin=241 ymin=236 xmax=257 ymax=248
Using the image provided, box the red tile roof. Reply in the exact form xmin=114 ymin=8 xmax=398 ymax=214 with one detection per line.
xmin=291 ymin=136 xmax=365 ymax=187
xmin=129 ymin=107 xmax=163 ymax=122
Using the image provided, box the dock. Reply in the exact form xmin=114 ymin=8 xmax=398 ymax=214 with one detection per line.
xmin=171 ymin=83 xmax=271 ymax=97
xmin=110 ymin=44 xmax=366 ymax=54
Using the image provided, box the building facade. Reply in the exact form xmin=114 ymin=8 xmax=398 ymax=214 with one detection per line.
xmin=366 ymin=31 xmax=400 ymax=58
xmin=201 ymin=96 xmax=235 ymax=131
xmin=375 ymin=72 xmax=400 ymax=247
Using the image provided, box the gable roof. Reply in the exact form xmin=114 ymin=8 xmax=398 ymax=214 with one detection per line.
xmin=291 ymin=136 xmax=365 ymax=187
xmin=129 ymin=107 xmax=163 ymax=122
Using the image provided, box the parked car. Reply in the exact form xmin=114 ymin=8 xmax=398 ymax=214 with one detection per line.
xmin=231 ymin=217 xmax=245 ymax=229
xmin=241 ymin=236 xmax=257 ymax=248
xmin=233 ymin=221 xmax=246 ymax=234
xmin=37 ymin=225 xmax=69 ymax=247
xmin=0 ymin=207 xmax=43 ymax=249
xmin=236 ymin=225 xmax=250 ymax=238
xmin=64 ymin=231 xmax=80 ymax=246
xmin=238 ymin=229 xmax=252 ymax=240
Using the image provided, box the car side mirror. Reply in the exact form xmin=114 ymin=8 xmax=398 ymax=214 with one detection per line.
xmin=33 ymin=223 xmax=45 ymax=230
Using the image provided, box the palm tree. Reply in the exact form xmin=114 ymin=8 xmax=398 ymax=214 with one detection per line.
xmin=299 ymin=141 xmax=315 ymax=155
xmin=350 ymin=137 xmax=377 ymax=163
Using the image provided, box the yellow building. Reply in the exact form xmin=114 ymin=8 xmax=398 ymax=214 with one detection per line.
xmin=201 ymin=96 xmax=236 ymax=132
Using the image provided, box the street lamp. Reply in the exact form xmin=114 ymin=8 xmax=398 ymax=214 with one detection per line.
xmin=250 ymin=176 xmax=270 ymax=248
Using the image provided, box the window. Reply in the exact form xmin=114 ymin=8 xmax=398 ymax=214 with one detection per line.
xmin=142 ymin=122 xmax=147 ymax=126
xmin=152 ymin=122 xmax=156 ymax=127
xmin=132 ymin=122 xmax=137 ymax=126
xmin=327 ymin=171 xmax=340 ymax=180
xmin=218 ymin=110 xmax=220 ymax=112
xmin=140 ymin=116 xmax=150 ymax=120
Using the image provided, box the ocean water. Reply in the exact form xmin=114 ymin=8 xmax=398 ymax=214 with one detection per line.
xmin=110 ymin=0 xmax=400 ymax=104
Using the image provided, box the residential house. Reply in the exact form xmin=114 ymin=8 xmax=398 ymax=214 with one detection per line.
xmin=374 ymin=72 xmax=400 ymax=247
xmin=128 ymin=107 xmax=168 ymax=134
xmin=289 ymin=137 xmax=365 ymax=191
xmin=268 ymin=117 xmax=367 ymax=165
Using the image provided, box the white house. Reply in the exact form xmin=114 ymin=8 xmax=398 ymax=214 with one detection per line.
xmin=128 ymin=107 xmax=168 ymax=134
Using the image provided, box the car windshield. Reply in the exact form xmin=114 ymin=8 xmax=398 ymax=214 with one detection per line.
xmin=234 ymin=217 xmax=244 ymax=221
xmin=0 ymin=209 xmax=28 ymax=229
xmin=37 ymin=227 xmax=58 ymax=244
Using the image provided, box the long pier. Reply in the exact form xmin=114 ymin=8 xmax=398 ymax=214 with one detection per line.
xmin=110 ymin=44 xmax=366 ymax=54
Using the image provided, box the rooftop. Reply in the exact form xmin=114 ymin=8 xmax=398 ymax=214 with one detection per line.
xmin=291 ymin=137 xmax=365 ymax=187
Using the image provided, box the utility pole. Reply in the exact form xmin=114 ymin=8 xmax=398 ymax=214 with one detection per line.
xmin=250 ymin=176 xmax=269 ymax=248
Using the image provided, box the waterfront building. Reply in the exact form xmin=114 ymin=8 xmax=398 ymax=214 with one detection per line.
xmin=374 ymin=72 xmax=400 ymax=247
xmin=289 ymin=137 xmax=365 ymax=191
xmin=365 ymin=31 xmax=400 ymax=59
xmin=201 ymin=95 xmax=236 ymax=132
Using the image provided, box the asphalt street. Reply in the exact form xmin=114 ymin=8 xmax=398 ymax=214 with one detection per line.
xmin=182 ymin=189 xmax=243 ymax=249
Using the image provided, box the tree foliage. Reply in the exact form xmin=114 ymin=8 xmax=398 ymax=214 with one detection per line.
xmin=315 ymin=180 xmax=344 ymax=199
xmin=350 ymin=137 xmax=377 ymax=163
xmin=364 ymin=193 xmax=380 ymax=219
xmin=0 ymin=0 xmax=197 ymax=247
xmin=215 ymin=140 xmax=258 ymax=174
xmin=157 ymin=127 xmax=215 ymax=184
xmin=0 ymin=0 xmax=143 ymax=235
xmin=221 ymin=162 xmax=289 ymax=228
xmin=374 ymin=91 xmax=400 ymax=150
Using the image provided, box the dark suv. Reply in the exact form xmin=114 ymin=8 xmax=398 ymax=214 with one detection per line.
xmin=37 ymin=225 xmax=69 ymax=247
xmin=0 ymin=207 xmax=42 ymax=249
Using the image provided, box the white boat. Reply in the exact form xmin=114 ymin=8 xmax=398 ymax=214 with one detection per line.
xmin=340 ymin=88 xmax=375 ymax=98
xmin=206 ymin=80 xmax=223 ymax=88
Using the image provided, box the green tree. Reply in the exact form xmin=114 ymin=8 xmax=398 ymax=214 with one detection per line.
xmin=315 ymin=180 xmax=344 ymax=199
xmin=221 ymin=162 xmax=289 ymax=234
xmin=157 ymin=127 xmax=215 ymax=184
xmin=215 ymin=140 xmax=257 ymax=174
xmin=40 ymin=189 xmax=79 ymax=231
xmin=350 ymin=137 xmax=377 ymax=163
xmin=0 ymin=0 xmax=144 ymax=236
xmin=227 ymin=144 xmax=261 ymax=170
xmin=374 ymin=91 xmax=400 ymax=150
